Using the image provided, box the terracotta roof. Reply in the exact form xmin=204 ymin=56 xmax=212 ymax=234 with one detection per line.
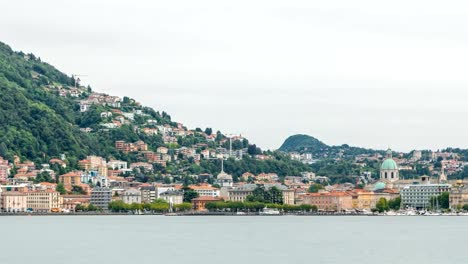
xmin=60 ymin=171 xmax=82 ymax=177
xmin=50 ymin=159 xmax=65 ymax=164
xmin=192 ymin=196 xmax=223 ymax=201
xmin=39 ymin=182 xmax=57 ymax=186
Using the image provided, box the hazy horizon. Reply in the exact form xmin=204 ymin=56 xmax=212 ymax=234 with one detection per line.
xmin=2 ymin=0 xmax=468 ymax=152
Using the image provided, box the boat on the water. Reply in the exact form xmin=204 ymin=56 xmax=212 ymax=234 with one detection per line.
xmin=260 ymin=207 xmax=280 ymax=215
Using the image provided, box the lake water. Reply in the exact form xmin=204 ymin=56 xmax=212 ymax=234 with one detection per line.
xmin=1 ymin=216 xmax=466 ymax=264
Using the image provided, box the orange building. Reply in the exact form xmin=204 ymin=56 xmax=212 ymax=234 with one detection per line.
xmin=59 ymin=171 xmax=82 ymax=190
xmin=300 ymin=192 xmax=353 ymax=212
xmin=192 ymin=196 xmax=223 ymax=211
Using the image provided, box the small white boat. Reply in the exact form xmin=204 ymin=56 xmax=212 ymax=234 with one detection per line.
xmin=260 ymin=207 xmax=280 ymax=215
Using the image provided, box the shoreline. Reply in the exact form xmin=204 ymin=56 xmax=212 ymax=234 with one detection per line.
xmin=0 ymin=212 xmax=463 ymax=217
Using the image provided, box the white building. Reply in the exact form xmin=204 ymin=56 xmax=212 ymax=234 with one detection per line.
xmin=155 ymin=185 xmax=176 ymax=199
xmin=122 ymin=189 xmax=142 ymax=204
xmin=400 ymin=176 xmax=451 ymax=210
xmin=159 ymin=190 xmax=184 ymax=205
xmin=189 ymin=184 xmax=220 ymax=197
xmin=107 ymin=160 xmax=128 ymax=170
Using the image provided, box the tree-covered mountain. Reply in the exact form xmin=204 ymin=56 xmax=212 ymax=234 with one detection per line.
xmin=0 ymin=41 xmax=311 ymax=179
xmin=0 ymin=42 xmax=90 ymax=161
xmin=279 ymin=134 xmax=328 ymax=153
xmin=279 ymin=134 xmax=382 ymax=158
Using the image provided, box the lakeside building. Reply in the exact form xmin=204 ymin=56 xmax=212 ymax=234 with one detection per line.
xmin=26 ymin=191 xmax=62 ymax=213
xmin=2 ymin=192 xmax=27 ymax=212
xmin=62 ymin=195 xmax=90 ymax=212
xmin=299 ymin=192 xmax=353 ymax=211
xmin=400 ymin=176 xmax=451 ymax=210
xmin=122 ymin=189 xmax=142 ymax=204
xmin=192 ymin=196 xmax=223 ymax=211
xmin=350 ymin=189 xmax=399 ymax=210
xmin=227 ymin=184 xmax=295 ymax=205
xmin=90 ymin=187 xmax=112 ymax=210
xmin=449 ymin=183 xmax=468 ymax=209
xmin=159 ymin=190 xmax=184 ymax=205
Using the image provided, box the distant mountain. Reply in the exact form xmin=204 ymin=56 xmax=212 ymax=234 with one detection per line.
xmin=279 ymin=134 xmax=328 ymax=153
xmin=279 ymin=134 xmax=381 ymax=158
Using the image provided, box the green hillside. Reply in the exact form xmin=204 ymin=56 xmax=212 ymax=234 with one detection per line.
xmin=0 ymin=41 xmax=311 ymax=178
xmin=0 ymin=42 xmax=89 ymax=161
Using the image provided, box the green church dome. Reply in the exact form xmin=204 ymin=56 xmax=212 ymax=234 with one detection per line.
xmin=374 ymin=182 xmax=386 ymax=190
xmin=381 ymin=158 xmax=398 ymax=170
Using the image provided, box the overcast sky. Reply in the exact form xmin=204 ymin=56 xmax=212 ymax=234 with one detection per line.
xmin=2 ymin=0 xmax=468 ymax=152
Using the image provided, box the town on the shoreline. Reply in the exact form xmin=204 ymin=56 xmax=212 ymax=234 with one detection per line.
xmin=0 ymin=147 xmax=467 ymax=215
xmin=1 ymin=81 xmax=468 ymax=215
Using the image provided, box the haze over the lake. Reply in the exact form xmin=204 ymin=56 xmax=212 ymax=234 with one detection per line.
xmin=2 ymin=0 xmax=468 ymax=152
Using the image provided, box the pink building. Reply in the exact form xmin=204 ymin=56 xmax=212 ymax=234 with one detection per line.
xmin=2 ymin=192 xmax=27 ymax=212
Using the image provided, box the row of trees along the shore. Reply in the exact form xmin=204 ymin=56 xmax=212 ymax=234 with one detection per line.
xmin=205 ymin=201 xmax=318 ymax=213
xmin=107 ymin=199 xmax=192 ymax=213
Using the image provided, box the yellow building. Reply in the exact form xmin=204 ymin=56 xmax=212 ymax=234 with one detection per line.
xmin=351 ymin=189 xmax=400 ymax=210
xmin=282 ymin=189 xmax=295 ymax=205
xmin=450 ymin=185 xmax=468 ymax=209
xmin=27 ymin=191 xmax=63 ymax=213
xmin=351 ymin=190 xmax=375 ymax=210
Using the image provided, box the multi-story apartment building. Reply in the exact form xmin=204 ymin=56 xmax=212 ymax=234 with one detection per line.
xmin=90 ymin=187 xmax=112 ymax=210
xmin=2 ymin=192 xmax=27 ymax=212
xmin=59 ymin=171 xmax=82 ymax=191
xmin=400 ymin=180 xmax=451 ymax=210
xmin=140 ymin=186 xmax=156 ymax=203
xmin=26 ymin=191 xmax=62 ymax=213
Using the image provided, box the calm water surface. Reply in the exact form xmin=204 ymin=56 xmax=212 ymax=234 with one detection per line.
xmin=1 ymin=216 xmax=466 ymax=264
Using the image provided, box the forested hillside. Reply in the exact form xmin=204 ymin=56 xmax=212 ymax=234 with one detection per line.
xmin=0 ymin=41 xmax=311 ymax=179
